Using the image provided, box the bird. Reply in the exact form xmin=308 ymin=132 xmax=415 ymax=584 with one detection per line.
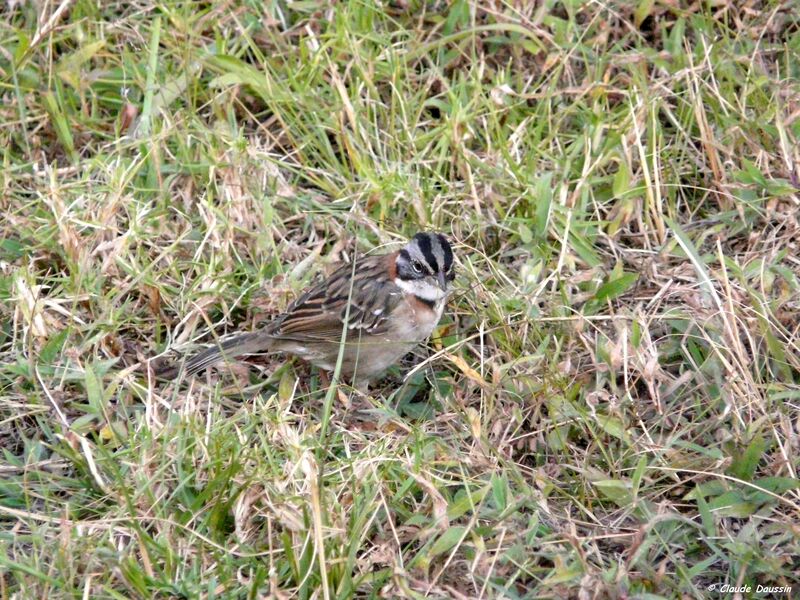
xmin=155 ymin=232 xmax=455 ymax=388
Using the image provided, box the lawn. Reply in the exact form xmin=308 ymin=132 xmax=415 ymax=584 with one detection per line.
xmin=1 ymin=1 xmax=799 ymax=598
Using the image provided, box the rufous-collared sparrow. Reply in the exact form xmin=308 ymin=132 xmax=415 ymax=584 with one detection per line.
xmin=157 ymin=232 xmax=455 ymax=388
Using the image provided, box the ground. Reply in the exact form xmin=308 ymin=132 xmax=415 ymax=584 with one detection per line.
xmin=1 ymin=1 xmax=799 ymax=598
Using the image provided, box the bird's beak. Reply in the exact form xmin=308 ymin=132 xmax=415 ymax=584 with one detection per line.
xmin=437 ymin=271 xmax=448 ymax=291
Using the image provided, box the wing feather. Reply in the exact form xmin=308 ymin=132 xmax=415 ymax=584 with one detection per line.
xmin=272 ymin=254 xmax=401 ymax=342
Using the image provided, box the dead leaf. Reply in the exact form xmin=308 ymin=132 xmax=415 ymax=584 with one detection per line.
xmin=444 ymin=353 xmax=487 ymax=388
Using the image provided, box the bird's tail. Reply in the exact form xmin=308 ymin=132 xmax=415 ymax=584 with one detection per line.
xmin=155 ymin=331 xmax=272 ymax=379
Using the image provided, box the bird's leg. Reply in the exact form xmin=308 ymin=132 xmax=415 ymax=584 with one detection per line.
xmin=315 ymin=369 xmax=350 ymax=409
xmin=318 ymin=368 xmax=330 ymax=390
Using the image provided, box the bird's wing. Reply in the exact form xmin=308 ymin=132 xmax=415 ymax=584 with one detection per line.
xmin=272 ymin=253 xmax=403 ymax=341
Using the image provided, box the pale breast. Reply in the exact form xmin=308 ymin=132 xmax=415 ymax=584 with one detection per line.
xmin=387 ymin=294 xmax=445 ymax=344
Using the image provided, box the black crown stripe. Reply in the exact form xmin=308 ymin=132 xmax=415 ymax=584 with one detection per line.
xmin=438 ymin=234 xmax=453 ymax=270
xmin=415 ymin=233 xmax=438 ymax=272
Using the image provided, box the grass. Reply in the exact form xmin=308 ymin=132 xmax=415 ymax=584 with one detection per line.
xmin=1 ymin=0 xmax=799 ymax=597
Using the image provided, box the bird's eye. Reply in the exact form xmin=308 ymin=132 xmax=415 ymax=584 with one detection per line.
xmin=411 ymin=261 xmax=423 ymax=274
